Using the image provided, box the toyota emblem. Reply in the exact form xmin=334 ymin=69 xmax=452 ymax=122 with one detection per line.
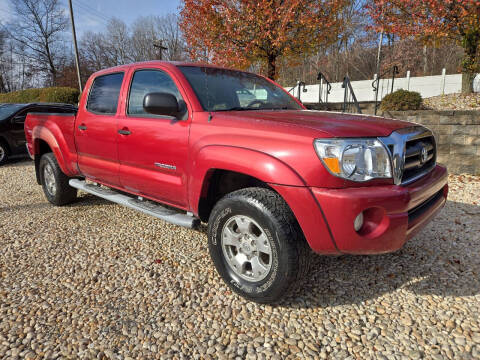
xmin=420 ymin=145 xmax=428 ymax=164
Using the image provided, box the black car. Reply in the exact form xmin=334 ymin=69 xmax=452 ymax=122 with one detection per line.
xmin=0 ymin=103 xmax=77 ymax=165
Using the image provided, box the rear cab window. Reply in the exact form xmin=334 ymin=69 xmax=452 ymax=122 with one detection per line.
xmin=87 ymin=72 xmax=124 ymax=114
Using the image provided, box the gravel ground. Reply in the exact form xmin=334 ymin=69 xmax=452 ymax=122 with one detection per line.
xmin=423 ymin=93 xmax=480 ymax=111
xmin=1 ymin=159 xmax=479 ymax=360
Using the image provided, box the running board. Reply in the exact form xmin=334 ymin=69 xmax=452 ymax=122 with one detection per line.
xmin=69 ymin=179 xmax=200 ymax=229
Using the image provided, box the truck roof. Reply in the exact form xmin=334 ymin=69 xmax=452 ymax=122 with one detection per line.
xmin=5 ymin=102 xmax=77 ymax=107
xmin=0 ymin=103 xmax=77 ymax=110
xmin=90 ymin=60 xmax=254 ymax=78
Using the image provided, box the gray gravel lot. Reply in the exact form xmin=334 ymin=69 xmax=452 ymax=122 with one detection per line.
xmin=1 ymin=159 xmax=479 ymax=359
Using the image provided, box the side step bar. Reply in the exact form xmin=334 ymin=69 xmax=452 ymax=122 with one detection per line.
xmin=69 ymin=179 xmax=200 ymax=229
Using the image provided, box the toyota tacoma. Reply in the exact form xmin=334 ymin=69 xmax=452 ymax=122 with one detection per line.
xmin=25 ymin=61 xmax=448 ymax=303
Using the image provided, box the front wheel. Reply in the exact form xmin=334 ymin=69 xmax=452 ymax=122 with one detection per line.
xmin=208 ymin=187 xmax=309 ymax=303
xmin=39 ymin=153 xmax=77 ymax=206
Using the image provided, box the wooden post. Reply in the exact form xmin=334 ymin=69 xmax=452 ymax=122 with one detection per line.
xmin=441 ymin=68 xmax=446 ymax=95
xmin=319 ymin=78 xmax=323 ymax=103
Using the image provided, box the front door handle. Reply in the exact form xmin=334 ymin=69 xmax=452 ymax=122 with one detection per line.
xmin=118 ymin=129 xmax=131 ymax=135
xmin=78 ymin=124 xmax=87 ymax=130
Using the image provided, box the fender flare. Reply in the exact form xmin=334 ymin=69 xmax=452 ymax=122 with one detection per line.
xmin=189 ymin=145 xmax=306 ymax=214
xmin=32 ymin=126 xmax=75 ymax=177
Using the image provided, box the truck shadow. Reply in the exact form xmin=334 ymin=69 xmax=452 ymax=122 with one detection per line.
xmin=0 ymin=202 xmax=51 ymax=214
xmin=1 ymin=156 xmax=32 ymax=167
xmin=0 ymin=194 xmax=115 ymax=213
xmin=68 ymin=193 xmax=117 ymax=207
xmin=279 ymin=199 xmax=480 ymax=308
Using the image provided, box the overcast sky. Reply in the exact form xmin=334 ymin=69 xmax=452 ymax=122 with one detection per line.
xmin=0 ymin=0 xmax=182 ymax=35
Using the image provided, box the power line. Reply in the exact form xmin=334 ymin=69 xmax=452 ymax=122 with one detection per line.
xmin=72 ymin=8 xmax=108 ymax=26
xmin=71 ymin=0 xmax=110 ymax=25
xmin=70 ymin=9 xmax=109 ymax=28
xmin=73 ymin=0 xmax=110 ymax=22
xmin=0 ymin=2 xmax=109 ymax=29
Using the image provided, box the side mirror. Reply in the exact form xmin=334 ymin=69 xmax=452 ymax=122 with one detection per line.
xmin=143 ymin=92 xmax=179 ymax=117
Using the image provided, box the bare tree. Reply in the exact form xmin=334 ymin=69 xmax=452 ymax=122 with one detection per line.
xmin=80 ymin=32 xmax=110 ymax=71
xmin=7 ymin=0 xmax=68 ymax=85
xmin=130 ymin=17 xmax=158 ymax=61
xmin=155 ymin=15 xmax=186 ymax=61
xmin=0 ymin=30 xmax=35 ymax=92
xmin=104 ymin=18 xmax=132 ymax=66
xmin=130 ymin=15 xmax=186 ymax=61
xmin=276 ymin=0 xmax=465 ymax=86
xmin=80 ymin=19 xmax=132 ymax=71
xmin=276 ymin=0 xmax=378 ymax=85
xmin=81 ymin=13 xmax=187 ymax=74
xmin=0 ymin=30 xmax=10 ymax=92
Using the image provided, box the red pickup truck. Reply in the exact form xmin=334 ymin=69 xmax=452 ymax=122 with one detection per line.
xmin=25 ymin=61 xmax=448 ymax=303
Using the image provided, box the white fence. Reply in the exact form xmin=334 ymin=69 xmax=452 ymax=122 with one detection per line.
xmin=286 ymin=72 xmax=480 ymax=104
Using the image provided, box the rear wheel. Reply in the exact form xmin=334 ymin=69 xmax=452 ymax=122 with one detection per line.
xmin=208 ymin=187 xmax=309 ymax=303
xmin=39 ymin=153 xmax=77 ymax=206
xmin=0 ymin=140 xmax=10 ymax=166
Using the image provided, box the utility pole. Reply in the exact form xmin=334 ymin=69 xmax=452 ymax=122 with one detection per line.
xmin=68 ymin=0 xmax=82 ymax=93
xmin=153 ymin=39 xmax=168 ymax=60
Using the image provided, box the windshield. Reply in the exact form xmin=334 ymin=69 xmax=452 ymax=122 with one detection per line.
xmin=0 ymin=104 xmax=24 ymax=121
xmin=178 ymin=66 xmax=302 ymax=112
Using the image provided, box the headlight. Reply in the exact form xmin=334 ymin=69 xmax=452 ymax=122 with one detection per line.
xmin=314 ymin=138 xmax=392 ymax=181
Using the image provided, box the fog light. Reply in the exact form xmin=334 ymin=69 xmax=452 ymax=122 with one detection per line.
xmin=354 ymin=212 xmax=364 ymax=232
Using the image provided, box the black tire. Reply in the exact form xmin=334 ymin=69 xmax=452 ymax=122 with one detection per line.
xmin=0 ymin=140 xmax=10 ymax=166
xmin=208 ymin=187 xmax=310 ymax=303
xmin=39 ymin=153 xmax=77 ymax=206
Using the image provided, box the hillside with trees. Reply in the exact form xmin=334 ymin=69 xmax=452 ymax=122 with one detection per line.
xmin=0 ymin=0 xmax=476 ymax=93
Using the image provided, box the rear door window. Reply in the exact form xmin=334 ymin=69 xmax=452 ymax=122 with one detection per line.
xmin=87 ymin=73 xmax=124 ymax=114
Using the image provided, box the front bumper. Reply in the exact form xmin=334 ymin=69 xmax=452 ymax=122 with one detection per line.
xmin=271 ymin=164 xmax=448 ymax=255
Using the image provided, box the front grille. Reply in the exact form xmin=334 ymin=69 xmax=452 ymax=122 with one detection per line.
xmin=379 ymin=126 xmax=436 ymax=186
xmin=402 ymin=135 xmax=436 ymax=184
xmin=408 ymin=189 xmax=443 ymax=224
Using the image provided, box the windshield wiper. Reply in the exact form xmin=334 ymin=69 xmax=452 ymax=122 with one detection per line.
xmin=213 ymin=107 xmax=256 ymax=112
xmin=263 ymin=106 xmax=291 ymax=110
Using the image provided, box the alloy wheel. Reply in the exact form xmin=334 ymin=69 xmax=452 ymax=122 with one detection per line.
xmin=43 ymin=163 xmax=56 ymax=196
xmin=221 ymin=215 xmax=272 ymax=282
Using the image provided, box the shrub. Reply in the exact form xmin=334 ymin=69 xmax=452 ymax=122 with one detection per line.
xmin=0 ymin=87 xmax=80 ymax=105
xmin=380 ymin=89 xmax=423 ymax=111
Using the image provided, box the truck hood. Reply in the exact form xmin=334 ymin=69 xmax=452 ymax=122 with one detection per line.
xmin=218 ymin=110 xmax=415 ymax=137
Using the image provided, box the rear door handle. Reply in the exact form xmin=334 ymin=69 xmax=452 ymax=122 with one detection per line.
xmin=78 ymin=124 xmax=87 ymax=130
xmin=118 ymin=129 xmax=131 ymax=135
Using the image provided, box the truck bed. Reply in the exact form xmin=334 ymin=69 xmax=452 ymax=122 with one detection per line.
xmin=25 ymin=111 xmax=80 ymax=178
